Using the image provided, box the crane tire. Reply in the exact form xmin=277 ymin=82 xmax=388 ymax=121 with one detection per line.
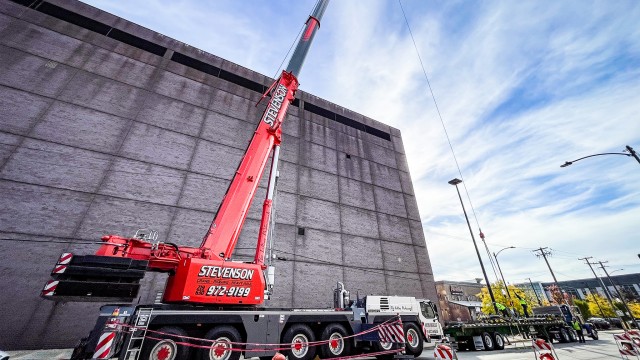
xmin=199 ymin=325 xmax=242 ymax=360
xmin=403 ymin=323 xmax=424 ymax=356
xmin=320 ymin=323 xmax=351 ymax=358
xmin=140 ymin=326 xmax=190 ymax=360
xmin=282 ymin=324 xmax=316 ymax=360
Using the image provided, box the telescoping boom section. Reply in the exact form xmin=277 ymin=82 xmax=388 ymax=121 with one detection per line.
xmin=41 ymin=0 xmax=330 ymax=306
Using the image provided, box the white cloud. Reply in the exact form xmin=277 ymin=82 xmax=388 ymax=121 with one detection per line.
xmin=82 ymin=0 xmax=640 ymax=284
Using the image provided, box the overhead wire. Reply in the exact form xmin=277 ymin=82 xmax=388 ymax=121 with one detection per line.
xmin=398 ymin=0 xmax=500 ymax=282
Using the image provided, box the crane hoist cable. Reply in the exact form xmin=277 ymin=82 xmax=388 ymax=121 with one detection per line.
xmin=398 ymin=0 xmax=502 ymax=283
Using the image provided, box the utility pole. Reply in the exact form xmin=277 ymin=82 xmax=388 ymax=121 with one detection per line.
xmin=526 ymin=277 xmax=542 ymax=305
xmin=533 ymin=247 xmax=567 ymax=304
xmin=579 ymin=257 xmax=618 ymax=319
xmin=598 ymin=261 xmax=639 ymax=329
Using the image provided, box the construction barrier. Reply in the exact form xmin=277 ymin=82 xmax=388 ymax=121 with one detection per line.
xmin=532 ymin=338 xmax=559 ymax=360
xmin=433 ymin=343 xmax=457 ymax=360
xmin=613 ymin=332 xmax=640 ymax=359
xmin=102 ymin=315 xmax=408 ymax=360
xmin=629 ymin=330 xmax=640 ymax=348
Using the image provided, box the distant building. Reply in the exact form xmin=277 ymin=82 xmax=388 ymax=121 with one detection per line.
xmin=514 ymin=273 xmax=640 ymax=304
xmin=513 ymin=281 xmax=549 ymax=305
xmin=435 ymin=280 xmax=484 ymax=324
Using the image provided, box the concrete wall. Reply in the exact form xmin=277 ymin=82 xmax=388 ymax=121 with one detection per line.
xmin=0 ymin=0 xmax=436 ymax=349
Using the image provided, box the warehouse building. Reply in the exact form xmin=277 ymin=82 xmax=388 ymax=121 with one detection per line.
xmin=0 ymin=0 xmax=436 ymax=349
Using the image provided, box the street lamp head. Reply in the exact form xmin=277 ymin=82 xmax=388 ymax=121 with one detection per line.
xmin=448 ymin=178 xmax=462 ymax=185
xmin=560 ymin=161 xmax=573 ymax=168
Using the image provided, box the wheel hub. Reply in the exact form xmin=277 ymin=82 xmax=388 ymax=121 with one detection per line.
xmin=151 ymin=340 xmax=176 ymax=360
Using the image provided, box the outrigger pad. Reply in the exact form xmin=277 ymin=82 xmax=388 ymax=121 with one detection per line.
xmin=41 ymin=254 xmax=148 ymax=302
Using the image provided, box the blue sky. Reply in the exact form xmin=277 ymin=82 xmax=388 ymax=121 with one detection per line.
xmin=82 ymin=0 xmax=640 ymax=286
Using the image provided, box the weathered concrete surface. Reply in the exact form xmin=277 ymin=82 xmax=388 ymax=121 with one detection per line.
xmin=0 ymin=0 xmax=437 ymax=350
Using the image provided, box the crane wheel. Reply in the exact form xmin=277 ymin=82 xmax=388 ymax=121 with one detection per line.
xmin=374 ymin=336 xmax=399 ymax=360
xmin=199 ymin=326 xmax=242 ymax=360
xmin=282 ymin=324 xmax=316 ymax=360
xmin=140 ymin=326 xmax=190 ymax=360
xmin=320 ymin=323 xmax=351 ymax=358
xmin=403 ymin=323 xmax=423 ymax=356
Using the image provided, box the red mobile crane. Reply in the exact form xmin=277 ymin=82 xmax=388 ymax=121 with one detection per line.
xmin=42 ymin=2 xmax=437 ymax=360
xmin=43 ymin=1 xmax=327 ymax=307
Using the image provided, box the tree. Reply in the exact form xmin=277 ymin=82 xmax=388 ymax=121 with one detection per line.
xmin=585 ymin=293 xmax=615 ymax=318
xmin=574 ymin=299 xmax=592 ymax=319
xmin=477 ymin=281 xmax=538 ymax=315
xmin=628 ymin=301 xmax=640 ymax=318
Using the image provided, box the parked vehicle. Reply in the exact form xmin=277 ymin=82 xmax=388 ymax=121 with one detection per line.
xmin=605 ymin=317 xmax=624 ymax=329
xmin=586 ymin=317 xmax=611 ymax=330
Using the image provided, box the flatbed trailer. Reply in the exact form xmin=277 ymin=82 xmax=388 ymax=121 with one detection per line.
xmin=442 ymin=316 xmax=580 ymax=351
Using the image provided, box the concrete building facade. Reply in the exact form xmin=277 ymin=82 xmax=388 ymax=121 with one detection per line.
xmin=0 ymin=0 xmax=436 ymax=349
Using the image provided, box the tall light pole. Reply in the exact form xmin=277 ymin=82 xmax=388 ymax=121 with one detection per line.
xmin=610 ymin=269 xmax=624 ymax=275
xmin=448 ymin=178 xmax=499 ymax=314
xmin=560 ymin=145 xmax=640 ymax=168
xmin=494 ymin=246 xmax=515 ymax=301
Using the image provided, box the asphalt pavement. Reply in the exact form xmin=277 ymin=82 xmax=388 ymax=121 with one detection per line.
xmin=3 ymin=330 xmax=626 ymax=360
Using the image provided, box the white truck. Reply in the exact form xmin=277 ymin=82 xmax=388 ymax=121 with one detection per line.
xmin=364 ymin=295 xmax=444 ymax=341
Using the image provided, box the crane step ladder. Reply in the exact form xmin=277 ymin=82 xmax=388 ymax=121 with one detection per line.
xmin=614 ymin=331 xmax=640 ymax=359
xmin=532 ymin=338 xmax=559 ymax=360
xmin=123 ymin=308 xmax=154 ymax=360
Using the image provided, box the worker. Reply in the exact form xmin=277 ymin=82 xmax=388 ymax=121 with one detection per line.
xmin=572 ymin=319 xmax=585 ymax=343
xmin=515 ymin=293 xmax=529 ymax=317
xmin=495 ymin=302 xmax=509 ymax=317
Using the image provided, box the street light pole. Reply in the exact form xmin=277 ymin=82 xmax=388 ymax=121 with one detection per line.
xmin=560 ymin=145 xmax=640 ymax=168
xmin=494 ymin=246 xmax=515 ymax=301
xmin=448 ymin=178 xmax=499 ymax=314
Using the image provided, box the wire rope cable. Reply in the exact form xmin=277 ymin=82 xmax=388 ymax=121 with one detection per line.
xmin=398 ymin=0 xmax=500 ymax=282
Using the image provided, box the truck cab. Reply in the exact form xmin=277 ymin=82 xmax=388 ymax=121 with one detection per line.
xmin=364 ymin=296 xmax=444 ymax=339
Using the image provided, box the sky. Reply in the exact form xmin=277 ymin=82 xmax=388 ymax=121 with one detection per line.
xmin=81 ymin=0 xmax=640 ymax=286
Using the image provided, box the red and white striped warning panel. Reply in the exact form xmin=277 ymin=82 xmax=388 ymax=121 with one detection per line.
xmin=532 ymin=338 xmax=553 ymax=351
xmin=51 ymin=253 xmax=72 ymax=274
xmin=94 ymin=331 xmax=116 ymax=359
xmin=57 ymin=252 xmax=73 ymax=264
xmin=378 ymin=323 xmax=404 ymax=344
xmin=531 ymin=338 xmax=557 ymax=360
xmin=613 ymin=333 xmax=639 ymax=358
xmin=433 ymin=344 xmax=455 ymax=359
xmin=41 ymin=280 xmax=58 ymax=296
xmin=421 ymin=322 xmax=431 ymax=341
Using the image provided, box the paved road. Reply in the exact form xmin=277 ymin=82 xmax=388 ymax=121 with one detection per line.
xmin=419 ymin=330 xmax=623 ymax=359
xmin=4 ymin=330 xmax=625 ymax=360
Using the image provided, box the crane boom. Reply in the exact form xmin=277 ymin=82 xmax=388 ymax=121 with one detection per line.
xmin=41 ymin=0 xmax=330 ymax=306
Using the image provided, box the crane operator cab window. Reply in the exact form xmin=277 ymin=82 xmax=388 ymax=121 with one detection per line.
xmin=420 ymin=301 xmax=437 ymax=320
